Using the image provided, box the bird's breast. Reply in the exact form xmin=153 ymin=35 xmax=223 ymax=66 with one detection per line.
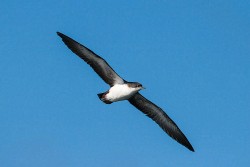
xmin=105 ymin=84 xmax=137 ymax=102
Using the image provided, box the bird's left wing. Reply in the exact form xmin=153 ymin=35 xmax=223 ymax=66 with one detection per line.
xmin=57 ymin=32 xmax=124 ymax=86
xmin=128 ymin=93 xmax=194 ymax=152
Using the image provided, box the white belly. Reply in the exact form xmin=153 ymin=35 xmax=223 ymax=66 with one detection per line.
xmin=105 ymin=84 xmax=138 ymax=102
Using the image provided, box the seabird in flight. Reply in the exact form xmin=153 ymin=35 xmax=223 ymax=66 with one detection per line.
xmin=57 ymin=32 xmax=194 ymax=152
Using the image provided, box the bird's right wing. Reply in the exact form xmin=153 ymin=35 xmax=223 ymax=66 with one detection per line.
xmin=57 ymin=32 xmax=124 ymax=86
xmin=128 ymin=93 xmax=194 ymax=152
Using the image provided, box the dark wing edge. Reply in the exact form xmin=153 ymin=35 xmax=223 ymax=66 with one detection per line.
xmin=128 ymin=93 xmax=194 ymax=152
xmin=57 ymin=32 xmax=124 ymax=86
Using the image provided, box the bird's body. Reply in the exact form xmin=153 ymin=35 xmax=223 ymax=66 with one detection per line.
xmin=57 ymin=32 xmax=195 ymax=152
xmin=99 ymin=83 xmax=142 ymax=104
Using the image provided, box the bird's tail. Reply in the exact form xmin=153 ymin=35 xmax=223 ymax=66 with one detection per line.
xmin=97 ymin=92 xmax=112 ymax=104
xmin=97 ymin=93 xmax=104 ymax=99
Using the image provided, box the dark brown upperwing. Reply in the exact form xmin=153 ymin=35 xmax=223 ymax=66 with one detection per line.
xmin=57 ymin=32 xmax=124 ymax=86
xmin=128 ymin=93 xmax=194 ymax=152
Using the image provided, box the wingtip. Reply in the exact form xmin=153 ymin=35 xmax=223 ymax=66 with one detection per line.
xmin=56 ymin=32 xmax=73 ymax=45
xmin=56 ymin=32 xmax=75 ymax=43
xmin=189 ymin=146 xmax=195 ymax=152
xmin=185 ymin=142 xmax=195 ymax=152
xmin=56 ymin=31 xmax=64 ymax=38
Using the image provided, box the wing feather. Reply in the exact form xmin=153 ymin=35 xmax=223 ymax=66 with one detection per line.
xmin=129 ymin=93 xmax=194 ymax=151
xmin=57 ymin=32 xmax=124 ymax=86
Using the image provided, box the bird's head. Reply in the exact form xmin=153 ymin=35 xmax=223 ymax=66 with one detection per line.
xmin=128 ymin=82 xmax=145 ymax=91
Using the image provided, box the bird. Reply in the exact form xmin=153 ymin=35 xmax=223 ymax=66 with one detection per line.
xmin=57 ymin=32 xmax=194 ymax=152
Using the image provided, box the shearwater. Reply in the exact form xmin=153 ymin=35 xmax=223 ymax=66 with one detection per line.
xmin=57 ymin=32 xmax=194 ymax=152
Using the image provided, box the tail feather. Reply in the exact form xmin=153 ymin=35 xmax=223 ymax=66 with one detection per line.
xmin=97 ymin=93 xmax=105 ymax=99
xmin=97 ymin=92 xmax=112 ymax=104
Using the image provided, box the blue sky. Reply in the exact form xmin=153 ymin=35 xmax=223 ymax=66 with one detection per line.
xmin=1 ymin=0 xmax=250 ymax=166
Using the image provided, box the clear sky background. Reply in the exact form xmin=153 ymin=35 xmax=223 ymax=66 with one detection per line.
xmin=1 ymin=0 xmax=250 ymax=166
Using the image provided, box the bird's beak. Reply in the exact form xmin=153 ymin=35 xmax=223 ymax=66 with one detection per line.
xmin=141 ymin=87 xmax=146 ymax=90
